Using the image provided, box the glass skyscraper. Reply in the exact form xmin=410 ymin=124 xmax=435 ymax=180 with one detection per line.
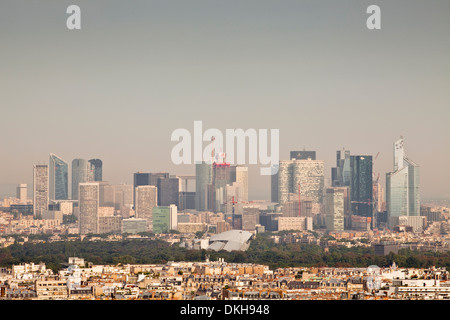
xmin=332 ymin=149 xmax=351 ymax=187
xmin=272 ymin=158 xmax=325 ymax=214
xmin=350 ymin=155 xmax=373 ymax=218
xmin=49 ymin=153 xmax=69 ymax=200
xmin=72 ymin=159 xmax=93 ymax=200
xmin=386 ymin=137 xmax=420 ymax=218
xmin=88 ymin=159 xmax=103 ymax=181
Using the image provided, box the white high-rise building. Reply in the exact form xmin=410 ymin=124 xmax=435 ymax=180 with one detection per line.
xmin=135 ymin=185 xmax=157 ymax=231
xmin=79 ymin=182 xmax=99 ymax=235
xmin=33 ymin=165 xmax=49 ymax=218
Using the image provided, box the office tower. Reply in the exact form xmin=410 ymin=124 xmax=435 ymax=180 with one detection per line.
xmin=49 ymin=153 xmax=69 ymax=200
xmin=272 ymin=159 xmax=325 ymax=214
xmin=79 ymin=182 xmax=99 ymax=235
xmin=133 ymin=172 xmax=169 ymax=208
xmin=230 ymin=166 xmax=249 ymax=203
xmin=350 ymin=155 xmax=373 ymax=218
xmin=178 ymin=175 xmax=196 ymax=210
xmin=114 ymin=184 xmax=133 ymax=210
xmin=72 ymin=159 xmax=93 ymax=200
xmin=290 ymin=150 xmax=316 ymax=160
xmin=33 ymin=165 xmax=49 ymax=218
xmin=242 ymin=206 xmax=259 ymax=231
xmin=195 ymin=162 xmax=212 ymax=211
xmin=88 ymin=159 xmax=103 ymax=181
xmin=99 ymin=181 xmax=115 ymax=207
xmin=135 ymin=185 xmax=157 ymax=231
xmin=133 ymin=172 xmax=151 ymax=209
xmin=152 ymin=204 xmax=177 ymax=234
xmin=386 ymin=137 xmax=420 ymax=220
xmin=332 ymin=149 xmax=351 ymax=187
xmin=325 ymin=187 xmax=345 ymax=231
xmin=373 ymin=181 xmax=385 ymax=212
xmin=16 ymin=184 xmax=27 ymax=204
xmin=211 ymin=162 xmax=232 ymax=213
xmin=158 ymin=176 xmax=179 ymax=207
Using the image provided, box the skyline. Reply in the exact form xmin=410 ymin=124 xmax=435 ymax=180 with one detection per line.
xmin=0 ymin=1 xmax=449 ymax=201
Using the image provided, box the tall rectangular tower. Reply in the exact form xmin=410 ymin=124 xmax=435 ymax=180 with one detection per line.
xmin=325 ymin=187 xmax=345 ymax=231
xmin=88 ymin=159 xmax=103 ymax=181
xmin=195 ymin=162 xmax=212 ymax=211
xmin=135 ymin=185 xmax=157 ymax=231
xmin=350 ymin=155 xmax=373 ymax=218
xmin=72 ymin=159 xmax=94 ymax=200
xmin=33 ymin=165 xmax=49 ymax=218
xmin=79 ymin=182 xmax=99 ymax=234
xmin=273 ymin=159 xmax=325 ymax=214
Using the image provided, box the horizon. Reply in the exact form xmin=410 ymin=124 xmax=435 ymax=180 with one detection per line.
xmin=1 ymin=1 xmax=449 ymax=202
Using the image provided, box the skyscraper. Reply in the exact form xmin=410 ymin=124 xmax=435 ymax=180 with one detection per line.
xmin=325 ymin=187 xmax=345 ymax=231
xmin=386 ymin=137 xmax=420 ymax=219
xmin=72 ymin=159 xmax=94 ymax=200
xmin=49 ymin=153 xmax=69 ymax=200
xmin=135 ymin=185 xmax=157 ymax=231
xmin=272 ymin=158 xmax=325 ymax=214
xmin=79 ymin=182 xmax=99 ymax=235
xmin=16 ymin=183 xmax=27 ymax=204
xmin=350 ymin=155 xmax=373 ymax=218
xmin=133 ymin=172 xmax=169 ymax=208
xmin=332 ymin=149 xmax=351 ymax=187
xmin=88 ymin=159 xmax=103 ymax=181
xmin=195 ymin=162 xmax=212 ymax=211
xmin=33 ymin=165 xmax=48 ymax=217
xmin=158 ymin=176 xmax=179 ymax=207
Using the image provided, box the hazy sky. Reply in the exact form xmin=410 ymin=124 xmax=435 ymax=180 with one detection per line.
xmin=0 ymin=0 xmax=449 ymax=200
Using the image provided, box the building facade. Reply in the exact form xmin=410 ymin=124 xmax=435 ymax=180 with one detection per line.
xmin=272 ymin=159 xmax=325 ymax=214
xmin=135 ymin=185 xmax=157 ymax=231
xmin=88 ymin=159 xmax=103 ymax=181
xmin=72 ymin=159 xmax=94 ymax=200
xmin=49 ymin=153 xmax=69 ymax=201
xmin=33 ymin=164 xmax=49 ymax=218
xmin=386 ymin=137 xmax=420 ymax=223
xmin=79 ymin=182 xmax=99 ymax=234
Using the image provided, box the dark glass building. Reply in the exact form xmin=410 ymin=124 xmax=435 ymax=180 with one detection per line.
xmin=290 ymin=151 xmax=316 ymax=160
xmin=350 ymin=155 xmax=373 ymax=218
xmin=158 ymin=176 xmax=179 ymax=207
xmin=88 ymin=159 xmax=103 ymax=181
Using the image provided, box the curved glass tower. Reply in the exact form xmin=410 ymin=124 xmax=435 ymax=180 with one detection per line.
xmin=49 ymin=153 xmax=68 ymax=200
xmin=72 ymin=159 xmax=93 ymax=200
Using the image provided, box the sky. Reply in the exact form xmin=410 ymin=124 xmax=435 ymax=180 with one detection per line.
xmin=0 ymin=0 xmax=449 ymax=200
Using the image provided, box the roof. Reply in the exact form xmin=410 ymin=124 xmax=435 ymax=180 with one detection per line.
xmin=207 ymin=230 xmax=253 ymax=252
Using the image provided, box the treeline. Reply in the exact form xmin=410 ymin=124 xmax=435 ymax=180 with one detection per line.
xmin=1 ymin=233 xmax=449 ymax=272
